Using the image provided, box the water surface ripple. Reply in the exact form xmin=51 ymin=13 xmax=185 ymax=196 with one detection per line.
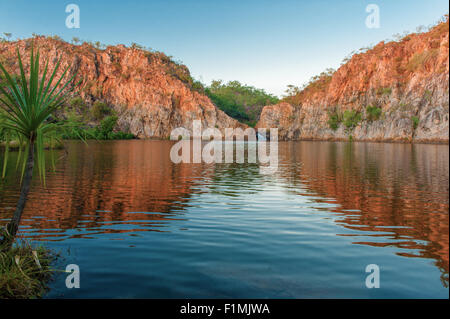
xmin=0 ymin=140 xmax=448 ymax=298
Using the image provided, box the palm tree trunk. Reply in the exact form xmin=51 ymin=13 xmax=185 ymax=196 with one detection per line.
xmin=3 ymin=140 xmax=35 ymax=247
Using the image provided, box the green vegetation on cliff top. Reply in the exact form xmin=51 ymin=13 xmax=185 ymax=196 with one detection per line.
xmin=203 ymin=80 xmax=279 ymax=127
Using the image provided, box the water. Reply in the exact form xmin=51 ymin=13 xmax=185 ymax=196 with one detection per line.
xmin=0 ymin=140 xmax=448 ymax=298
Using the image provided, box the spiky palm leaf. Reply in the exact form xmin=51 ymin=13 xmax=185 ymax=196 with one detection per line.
xmin=0 ymin=44 xmax=82 ymax=246
xmin=0 ymin=45 xmax=80 ymax=184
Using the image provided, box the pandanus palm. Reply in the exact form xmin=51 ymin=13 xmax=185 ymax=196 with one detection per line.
xmin=0 ymin=46 xmax=80 ymax=246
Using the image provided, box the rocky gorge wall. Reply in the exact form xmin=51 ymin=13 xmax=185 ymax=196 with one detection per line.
xmin=1 ymin=20 xmax=449 ymax=143
xmin=0 ymin=37 xmax=243 ymax=139
xmin=257 ymin=19 xmax=449 ymax=143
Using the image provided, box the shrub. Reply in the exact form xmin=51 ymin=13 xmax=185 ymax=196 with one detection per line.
xmin=328 ymin=109 xmax=342 ymax=131
xmin=165 ymin=62 xmax=193 ymax=86
xmin=62 ymin=114 xmax=134 ymax=140
xmin=99 ymin=115 xmax=118 ymax=135
xmin=366 ymin=105 xmax=382 ymax=122
xmin=108 ymin=131 xmax=135 ymax=140
xmin=93 ymin=115 xmax=135 ymax=140
xmin=343 ymin=110 xmax=362 ymax=130
xmin=69 ymin=96 xmax=85 ymax=109
xmin=192 ymin=80 xmax=205 ymax=94
xmin=91 ymin=101 xmax=110 ymax=120
xmin=412 ymin=116 xmax=419 ymax=130
xmin=66 ymin=96 xmax=87 ymax=117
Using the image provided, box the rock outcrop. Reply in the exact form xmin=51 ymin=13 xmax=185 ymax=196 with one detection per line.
xmin=257 ymin=19 xmax=449 ymax=143
xmin=0 ymin=37 xmax=243 ymax=138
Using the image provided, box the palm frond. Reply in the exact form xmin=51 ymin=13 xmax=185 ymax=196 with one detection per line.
xmin=0 ymin=43 xmax=81 ymax=184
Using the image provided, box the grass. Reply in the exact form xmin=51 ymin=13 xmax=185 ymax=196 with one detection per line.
xmin=0 ymin=232 xmax=56 ymax=299
xmin=376 ymin=87 xmax=392 ymax=96
xmin=406 ymin=49 xmax=439 ymax=72
xmin=424 ymin=90 xmax=433 ymax=102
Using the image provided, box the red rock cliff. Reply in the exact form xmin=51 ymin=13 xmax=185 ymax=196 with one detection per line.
xmin=0 ymin=37 xmax=243 ymax=138
xmin=257 ymin=19 xmax=449 ymax=143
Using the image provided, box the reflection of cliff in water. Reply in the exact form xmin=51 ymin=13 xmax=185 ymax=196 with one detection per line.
xmin=277 ymin=141 xmax=449 ymax=286
xmin=0 ymin=141 xmax=211 ymax=239
xmin=0 ymin=140 xmax=448 ymax=285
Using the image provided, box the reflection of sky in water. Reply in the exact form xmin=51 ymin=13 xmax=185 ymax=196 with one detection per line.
xmin=0 ymin=140 xmax=448 ymax=298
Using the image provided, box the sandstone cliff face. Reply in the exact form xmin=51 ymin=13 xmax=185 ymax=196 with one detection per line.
xmin=257 ymin=20 xmax=449 ymax=143
xmin=0 ymin=37 xmax=243 ymax=138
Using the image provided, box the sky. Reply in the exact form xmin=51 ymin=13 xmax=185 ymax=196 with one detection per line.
xmin=0 ymin=0 xmax=448 ymax=96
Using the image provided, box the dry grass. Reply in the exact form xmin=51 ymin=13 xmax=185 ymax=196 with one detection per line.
xmin=406 ymin=49 xmax=439 ymax=72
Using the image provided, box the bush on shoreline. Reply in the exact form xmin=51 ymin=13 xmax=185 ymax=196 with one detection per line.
xmin=0 ymin=233 xmax=56 ymax=299
xmin=62 ymin=115 xmax=135 ymax=140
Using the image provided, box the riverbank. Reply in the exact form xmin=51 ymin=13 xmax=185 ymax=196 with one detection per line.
xmin=0 ymin=140 xmax=65 ymax=151
xmin=0 ymin=235 xmax=56 ymax=299
xmin=274 ymin=136 xmax=450 ymax=144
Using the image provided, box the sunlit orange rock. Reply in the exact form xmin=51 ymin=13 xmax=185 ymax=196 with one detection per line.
xmin=257 ymin=19 xmax=449 ymax=142
xmin=0 ymin=38 xmax=244 ymax=138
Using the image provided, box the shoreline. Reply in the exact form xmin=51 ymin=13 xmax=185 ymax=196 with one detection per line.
xmin=274 ymin=137 xmax=449 ymax=145
xmin=68 ymin=137 xmax=450 ymax=145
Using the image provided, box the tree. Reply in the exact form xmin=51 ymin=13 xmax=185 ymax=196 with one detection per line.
xmin=94 ymin=41 xmax=103 ymax=49
xmin=3 ymin=33 xmax=12 ymax=41
xmin=205 ymin=80 xmax=279 ymax=127
xmin=72 ymin=37 xmax=80 ymax=44
xmin=0 ymin=46 xmax=80 ymax=247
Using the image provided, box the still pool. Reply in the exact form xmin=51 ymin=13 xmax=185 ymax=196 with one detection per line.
xmin=0 ymin=140 xmax=448 ymax=298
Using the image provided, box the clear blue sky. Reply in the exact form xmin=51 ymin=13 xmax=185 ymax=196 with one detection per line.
xmin=0 ymin=0 xmax=448 ymax=96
